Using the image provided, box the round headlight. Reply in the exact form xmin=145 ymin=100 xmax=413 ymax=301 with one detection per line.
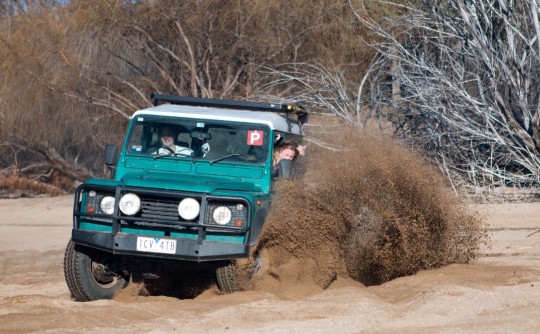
xmin=119 ymin=193 xmax=141 ymax=216
xmin=178 ymin=198 xmax=200 ymax=220
xmin=213 ymin=206 xmax=232 ymax=225
xmin=99 ymin=196 xmax=116 ymax=215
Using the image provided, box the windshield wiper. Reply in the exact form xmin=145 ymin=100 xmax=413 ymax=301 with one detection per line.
xmin=210 ymin=153 xmax=240 ymax=165
xmin=153 ymin=151 xmax=193 ymax=160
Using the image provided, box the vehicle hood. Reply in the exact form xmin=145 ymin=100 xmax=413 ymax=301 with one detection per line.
xmin=119 ymin=171 xmax=264 ymax=194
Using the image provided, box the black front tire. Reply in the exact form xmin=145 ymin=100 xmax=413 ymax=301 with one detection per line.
xmin=63 ymin=239 xmax=128 ymax=301
xmin=215 ymin=262 xmax=240 ymax=293
xmin=215 ymin=251 xmax=264 ymax=294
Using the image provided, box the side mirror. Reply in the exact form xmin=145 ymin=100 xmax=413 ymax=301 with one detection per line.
xmin=104 ymin=144 xmax=118 ymax=166
xmin=104 ymin=144 xmax=118 ymax=179
xmin=278 ymin=159 xmax=292 ymax=180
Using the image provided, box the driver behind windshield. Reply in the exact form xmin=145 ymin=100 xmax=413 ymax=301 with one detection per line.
xmin=156 ymin=126 xmax=193 ymax=156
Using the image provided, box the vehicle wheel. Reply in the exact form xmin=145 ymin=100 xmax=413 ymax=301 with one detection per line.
xmin=63 ymin=239 xmax=128 ymax=301
xmin=215 ymin=261 xmax=240 ymax=293
xmin=215 ymin=251 xmax=265 ymax=293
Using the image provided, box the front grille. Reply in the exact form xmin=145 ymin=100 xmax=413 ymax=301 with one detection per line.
xmin=77 ymin=185 xmax=251 ymax=241
xmin=82 ymin=188 xmax=249 ymax=228
xmin=140 ymin=198 xmax=180 ymax=221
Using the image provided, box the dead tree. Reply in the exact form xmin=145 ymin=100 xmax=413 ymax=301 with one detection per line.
xmin=68 ymin=0 xmax=317 ymax=115
xmin=351 ymin=0 xmax=540 ymax=190
xmin=257 ymin=62 xmax=374 ymax=128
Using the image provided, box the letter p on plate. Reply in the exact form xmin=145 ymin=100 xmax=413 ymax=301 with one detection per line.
xmin=247 ymin=130 xmax=263 ymax=146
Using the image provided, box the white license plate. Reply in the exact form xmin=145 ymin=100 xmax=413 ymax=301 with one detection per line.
xmin=136 ymin=237 xmax=177 ymax=254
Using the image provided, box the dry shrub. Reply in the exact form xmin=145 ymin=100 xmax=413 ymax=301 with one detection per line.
xmin=0 ymin=173 xmax=66 ymax=197
xmin=1 ymin=0 xmax=381 ymax=183
xmin=258 ymin=128 xmax=486 ymax=287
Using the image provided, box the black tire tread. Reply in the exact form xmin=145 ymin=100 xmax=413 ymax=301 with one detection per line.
xmin=63 ymin=239 xmax=91 ymax=301
xmin=63 ymin=239 xmax=127 ymax=302
xmin=215 ymin=262 xmax=240 ymax=293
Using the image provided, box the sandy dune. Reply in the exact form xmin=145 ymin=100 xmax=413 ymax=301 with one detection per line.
xmin=1 ymin=195 xmax=539 ymax=333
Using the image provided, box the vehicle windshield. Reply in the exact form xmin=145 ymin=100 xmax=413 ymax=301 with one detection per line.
xmin=125 ymin=116 xmax=270 ymax=164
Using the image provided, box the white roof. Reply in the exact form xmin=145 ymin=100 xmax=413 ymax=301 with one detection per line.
xmin=132 ymin=104 xmax=303 ymax=135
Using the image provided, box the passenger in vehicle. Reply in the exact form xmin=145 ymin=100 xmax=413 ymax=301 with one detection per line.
xmin=272 ymin=139 xmax=306 ymax=179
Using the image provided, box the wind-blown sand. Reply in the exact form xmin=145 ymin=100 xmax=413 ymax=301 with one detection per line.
xmin=1 ymin=195 xmax=539 ymax=333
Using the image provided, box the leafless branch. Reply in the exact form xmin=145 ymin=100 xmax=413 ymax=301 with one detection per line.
xmin=256 ymin=62 xmax=377 ymax=129
xmin=352 ymin=0 xmax=540 ymax=188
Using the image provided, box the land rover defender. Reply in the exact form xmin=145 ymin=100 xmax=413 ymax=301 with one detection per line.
xmin=63 ymin=94 xmax=307 ymax=301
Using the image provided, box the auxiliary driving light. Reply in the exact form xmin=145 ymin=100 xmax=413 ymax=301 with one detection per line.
xmin=178 ymin=198 xmax=200 ymax=220
xmin=119 ymin=193 xmax=141 ymax=215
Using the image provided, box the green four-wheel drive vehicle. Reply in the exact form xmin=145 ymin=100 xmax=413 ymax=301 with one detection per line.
xmin=63 ymin=94 xmax=307 ymax=301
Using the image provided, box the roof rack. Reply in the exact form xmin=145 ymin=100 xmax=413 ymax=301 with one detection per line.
xmin=150 ymin=93 xmax=308 ymax=125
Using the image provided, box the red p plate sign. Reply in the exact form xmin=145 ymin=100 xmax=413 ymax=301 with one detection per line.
xmin=247 ymin=130 xmax=263 ymax=146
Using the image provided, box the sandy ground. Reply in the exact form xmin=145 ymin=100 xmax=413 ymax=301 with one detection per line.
xmin=1 ymin=195 xmax=540 ymax=333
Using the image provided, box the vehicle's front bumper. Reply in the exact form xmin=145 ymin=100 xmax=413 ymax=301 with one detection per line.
xmin=72 ymin=229 xmax=250 ymax=262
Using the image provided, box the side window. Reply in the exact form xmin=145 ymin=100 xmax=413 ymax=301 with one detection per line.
xmin=271 ymin=132 xmax=305 ymax=179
